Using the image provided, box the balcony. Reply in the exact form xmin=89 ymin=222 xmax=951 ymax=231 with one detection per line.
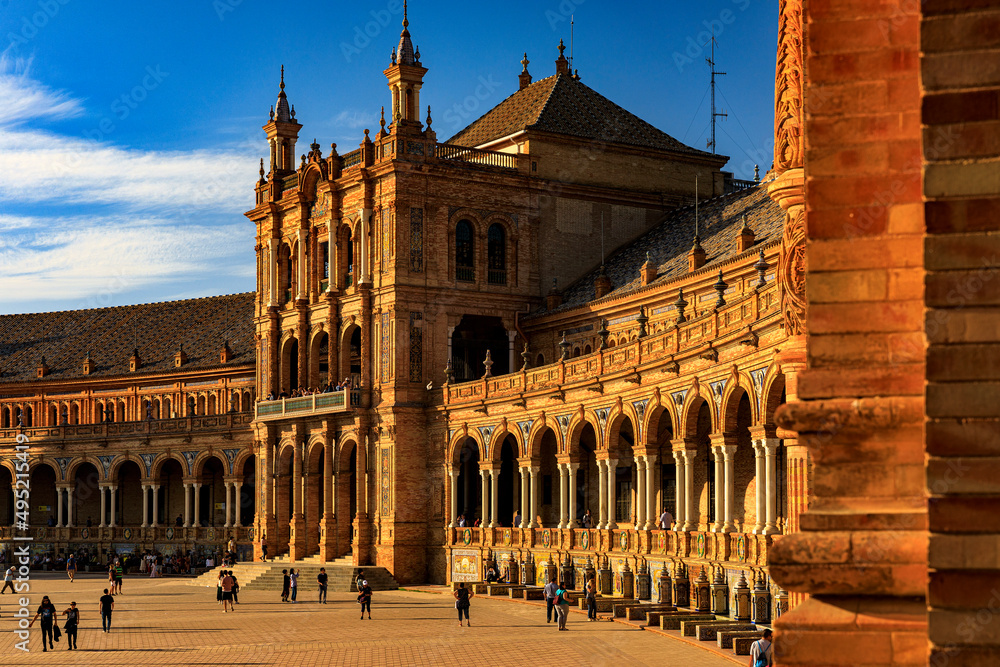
xmin=255 ymin=388 xmax=359 ymax=422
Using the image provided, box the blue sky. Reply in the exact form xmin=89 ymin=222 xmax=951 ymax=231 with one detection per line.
xmin=0 ymin=0 xmax=778 ymax=314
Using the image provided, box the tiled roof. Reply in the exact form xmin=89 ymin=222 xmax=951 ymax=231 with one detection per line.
xmin=0 ymin=293 xmax=255 ymax=384
xmin=542 ymin=185 xmax=784 ymax=314
xmin=446 ymin=74 xmax=713 ymax=156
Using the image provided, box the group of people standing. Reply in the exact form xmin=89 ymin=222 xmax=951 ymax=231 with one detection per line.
xmin=26 ymin=590 xmax=115 ymax=652
xmin=217 ymin=570 xmax=240 ymax=611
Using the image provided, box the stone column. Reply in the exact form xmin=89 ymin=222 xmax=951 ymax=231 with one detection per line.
xmin=529 ymin=466 xmax=539 ymax=528
xmin=722 ymin=445 xmax=737 ymax=533
xmin=681 ymin=450 xmax=696 ymax=531
xmin=141 ymin=485 xmax=149 ymax=527
xmin=296 ymin=229 xmax=306 ymax=300
xmin=519 ymin=467 xmax=530 ymax=528
xmin=193 ymin=483 xmax=202 ymax=526
xmin=556 ymin=463 xmax=567 ymax=529
xmin=224 ymin=482 xmax=233 ymax=528
xmin=109 ymin=485 xmax=118 ymax=527
xmin=268 ymin=238 xmax=277 ymax=307
xmin=150 ymin=484 xmax=159 ymax=527
xmin=635 ymin=457 xmax=646 ymax=530
xmin=479 ymin=466 xmax=489 ymax=527
xmin=672 ymin=451 xmax=686 ymax=532
xmin=507 ymin=330 xmax=516 ymax=374
xmin=752 ymin=441 xmax=765 ymax=534
xmin=606 ymin=458 xmax=618 ymax=529
xmin=763 ymin=439 xmax=780 ymax=535
xmin=597 ymin=459 xmax=608 ymax=529
xmin=289 ymin=439 xmax=306 ymax=559
xmin=234 ymin=481 xmax=243 ymax=527
xmin=65 ymin=483 xmax=74 ymax=528
xmin=183 ymin=483 xmax=191 ymax=528
xmin=711 ymin=446 xmax=724 ymax=532
xmin=447 ymin=467 xmax=458 ymax=528
xmin=489 ymin=468 xmax=499 ymax=528
xmin=568 ymin=462 xmax=579 ymax=528
xmin=645 ymin=454 xmax=658 ymax=530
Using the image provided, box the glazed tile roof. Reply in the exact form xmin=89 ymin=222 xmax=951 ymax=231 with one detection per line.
xmin=447 ymin=73 xmax=713 ymax=156
xmin=0 ymin=293 xmax=255 ymax=384
xmin=542 ymin=184 xmax=784 ymax=314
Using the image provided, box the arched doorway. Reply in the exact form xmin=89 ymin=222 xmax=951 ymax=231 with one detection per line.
xmin=72 ymin=462 xmax=100 ymax=527
xmin=240 ymin=456 xmax=256 ymax=527
xmin=609 ymin=417 xmax=637 ymax=527
xmin=341 ymin=326 xmax=362 ymax=385
xmin=198 ymin=457 xmax=226 ymax=527
xmin=538 ymin=429 xmax=559 ymax=528
xmin=157 ymin=459 xmax=184 ymax=526
xmin=312 ymin=332 xmax=329 ymax=387
xmin=577 ymin=423 xmax=599 ymax=526
xmin=117 ymin=461 xmax=143 ymax=526
xmin=496 ymin=435 xmax=519 ymax=527
xmin=31 ymin=464 xmax=58 ymax=526
xmin=451 ymin=314 xmax=509 ymax=382
xmin=0 ymin=467 xmax=12 ymax=525
xmin=456 ymin=438 xmax=480 ymax=523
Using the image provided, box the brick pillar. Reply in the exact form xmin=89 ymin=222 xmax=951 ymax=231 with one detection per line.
xmin=319 ymin=431 xmax=336 ymax=560
xmin=923 ymin=5 xmax=1000 ymax=665
xmin=288 ymin=436 xmax=307 ymax=560
xmin=767 ymin=0 xmax=928 ymax=665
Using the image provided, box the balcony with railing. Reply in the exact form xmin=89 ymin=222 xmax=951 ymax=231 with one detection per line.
xmin=254 ymin=388 xmax=359 ymax=422
xmin=341 ymin=148 xmax=363 ymax=170
xmin=434 ymin=143 xmax=517 ymax=170
xmin=0 ymin=411 xmax=255 ymax=443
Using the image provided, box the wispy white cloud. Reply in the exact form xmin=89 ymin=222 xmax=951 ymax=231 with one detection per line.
xmin=0 ymin=54 xmax=83 ymax=126
xmin=332 ymin=109 xmax=375 ymax=129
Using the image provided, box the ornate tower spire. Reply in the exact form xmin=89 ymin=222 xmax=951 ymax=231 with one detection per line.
xmin=383 ymin=1 xmax=428 ymax=134
xmin=263 ymin=66 xmax=302 ymax=173
xmin=555 ymin=39 xmax=570 ymax=76
xmin=519 ymin=52 xmax=532 ymax=90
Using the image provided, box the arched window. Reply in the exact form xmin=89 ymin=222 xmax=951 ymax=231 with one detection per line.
xmin=70 ymin=404 xmax=80 ymax=424
xmin=345 ymin=230 xmax=354 ymax=287
xmin=282 ymin=245 xmax=293 ymax=303
xmin=455 ymin=220 xmax=474 ymax=282
xmin=536 ymin=353 xmax=545 ymax=367
xmin=1 ymin=407 xmax=9 ymax=428
xmin=320 ymin=240 xmax=330 ymax=291
xmin=487 ymin=223 xmax=506 ymax=285
xmin=23 ymin=406 xmax=32 ymax=427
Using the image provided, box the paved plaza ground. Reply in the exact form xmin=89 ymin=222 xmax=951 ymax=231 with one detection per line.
xmin=0 ymin=572 xmax=737 ymax=666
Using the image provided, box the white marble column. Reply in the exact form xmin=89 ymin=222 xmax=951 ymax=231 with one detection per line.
xmin=479 ymin=468 xmax=489 ymax=527
xmin=711 ymin=447 xmax=724 ymax=532
xmin=296 ymin=229 xmax=306 ymax=300
xmin=193 ymin=483 xmax=203 ymax=526
xmin=234 ymin=482 xmax=243 ymax=527
xmin=447 ymin=468 xmax=458 ymax=528
xmin=224 ymin=482 xmax=233 ymax=527
xmin=681 ymin=450 xmax=696 ymax=531
xmin=752 ymin=441 xmax=765 ymax=533
xmin=645 ymin=454 xmax=658 ymax=530
xmin=489 ymin=468 xmax=499 ymax=528
xmin=722 ymin=445 xmax=737 ymax=533
xmin=109 ymin=485 xmax=118 ymax=527
xmin=529 ymin=466 xmax=539 ymax=528
xmin=183 ymin=483 xmax=192 ymax=528
xmin=673 ymin=451 xmax=686 ymax=531
xmin=66 ymin=484 xmax=74 ymax=528
xmin=151 ymin=484 xmax=160 ymax=527
xmin=597 ymin=459 xmax=608 ymax=529
xmin=568 ymin=463 xmax=579 ymax=528
xmin=763 ymin=439 xmax=780 ymax=535
xmin=268 ymin=239 xmax=277 ymax=307
xmin=56 ymin=488 xmax=64 ymax=528
xmin=519 ymin=467 xmax=530 ymax=528
xmin=635 ymin=457 xmax=646 ymax=530
xmin=326 ymin=219 xmax=334 ymax=293
xmin=141 ymin=485 xmax=149 ymax=527
xmin=556 ymin=463 xmax=567 ymax=529
xmin=606 ymin=458 xmax=618 ymax=529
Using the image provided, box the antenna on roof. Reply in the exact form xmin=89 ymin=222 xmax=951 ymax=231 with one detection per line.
xmin=706 ymin=32 xmax=727 ymax=154
xmin=570 ymin=15 xmax=574 ymax=71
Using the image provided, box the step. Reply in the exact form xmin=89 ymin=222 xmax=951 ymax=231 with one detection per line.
xmin=696 ymin=622 xmax=757 ymax=642
xmin=625 ymin=604 xmax=677 ymax=622
xmin=661 ymin=613 xmax=717 ymax=631
xmin=612 ymin=600 xmax=644 ymax=618
xmin=719 ymin=630 xmax=763 ymax=650
xmin=645 ymin=610 xmax=682 ymax=627
xmin=188 ymin=562 xmax=398 ymax=592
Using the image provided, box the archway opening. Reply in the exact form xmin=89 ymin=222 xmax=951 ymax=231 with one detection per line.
xmin=199 ymin=457 xmax=225 ymax=527
xmin=241 ymin=456 xmax=256 ymax=527
xmin=456 ymin=438 xmax=480 ymax=522
xmin=31 ymin=465 xmax=58 ymax=526
xmin=451 ymin=314 xmax=509 ymax=381
xmin=497 ymin=436 xmax=519 ymax=527
xmin=117 ymin=461 xmax=142 ymax=526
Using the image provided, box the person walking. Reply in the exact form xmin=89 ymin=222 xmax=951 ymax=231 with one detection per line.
xmin=66 ymin=553 xmax=77 ymax=582
xmin=659 ymin=506 xmax=674 ymax=531
xmin=280 ymin=569 xmax=290 ymax=602
xmin=749 ymin=628 xmax=773 ymax=667
xmin=289 ymin=568 xmax=298 ymax=602
xmin=356 ymin=569 xmax=365 ymax=592
xmin=358 ymin=579 xmax=372 ymax=619
xmin=232 ymin=572 xmax=240 ymax=605
xmin=555 ymin=582 xmax=570 ymax=631
xmin=28 ymin=595 xmax=57 ymax=651
xmin=61 ymin=601 xmax=80 ymax=650
xmin=318 ymin=568 xmax=328 ymax=604
xmin=586 ymin=577 xmax=597 ymax=621
xmin=99 ymin=588 xmax=115 ymax=632
xmin=114 ymin=561 xmax=124 ymax=595
xmin=543 ymin=577 xmax=558 ymax=623
xmin=453 ymin=582 xmax=473 ymax=627
xmin=217 ymin=570 xmax=224 ymax=605
xmin=1 ymin=565 xmax=15 ymax=593
xmin=221 ymin=570 xmax=235 ymax=612
xmin=260 ymin=537 xmax=268 ymax=562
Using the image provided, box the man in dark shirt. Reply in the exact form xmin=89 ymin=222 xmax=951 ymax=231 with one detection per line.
xmin=280 ymin=569 xmax=290 ymax=602
xmin=99 ymin=589 xmax=115 ymax=632
xmin=317 ymin=568 xmax=328 ymax=604
xmin=62 ymin=601 xmax=80 ymax=649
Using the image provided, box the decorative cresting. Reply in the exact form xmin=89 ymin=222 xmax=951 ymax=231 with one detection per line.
xmin=770 ymin=0 xmax=806 ymax=337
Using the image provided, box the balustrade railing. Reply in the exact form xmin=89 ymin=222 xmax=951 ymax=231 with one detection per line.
xmin=434 ymin=143 xmax=517 ymax=169
xmin=255 ymin=388 xmax=354 ymax=421
xmin=341 ymin=148 xmax=363 ymax=169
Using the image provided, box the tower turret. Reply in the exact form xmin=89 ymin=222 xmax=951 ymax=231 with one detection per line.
xmin=263 ymin=66 xmax=302 ymax=174
xmin=383 ymin=2 xmax=428 ymax=134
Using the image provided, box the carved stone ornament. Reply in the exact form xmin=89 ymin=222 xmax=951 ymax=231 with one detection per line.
xmin=779 ymin=207 xmax=806 ymax=336
xmin=774 ymin=0 xmax=803 ymax=172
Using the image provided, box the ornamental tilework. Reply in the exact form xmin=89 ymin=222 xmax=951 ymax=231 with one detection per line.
xmin=55 ymin=457 xmax=71 ymax=477
xmin=139 ymin=453 xmax=156 ymax=476
xmin=750 ymin=367 xmax=767 ymax=411
xmin=380 ymin=448 xmax=391 ymax=515
xmin=222 ymin=448 xmax=240 ymax=474
xmin=97 ymin=455 xmax=115 ymax=477
xmin=671 ymin=389 xmax=688 ymax=408
xmin=409 ymin=312 xmax=423 ymax=382
xmin=409 ymin=208 xmax=423 ymax=272
xmin=381 ymin=312 xmax=392 ymax=383
xmin=710 ymin=379 xmax=727 ymax=406
xmin=182 ymin=451 xmax=198 ymax=474
xmin=632 ymin=399 xmax=649 ymax=437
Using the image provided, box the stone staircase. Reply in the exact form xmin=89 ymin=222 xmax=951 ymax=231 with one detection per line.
xmin=189 ymin=553 xmax=399 ymax=592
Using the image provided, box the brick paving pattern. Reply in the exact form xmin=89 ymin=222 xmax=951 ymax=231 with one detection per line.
xmin=0 ymin=574 xmax=735 ymax=666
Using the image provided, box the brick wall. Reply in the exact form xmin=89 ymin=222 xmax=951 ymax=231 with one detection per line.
xmin=923 ymin=4 xmax=1000 ymax=665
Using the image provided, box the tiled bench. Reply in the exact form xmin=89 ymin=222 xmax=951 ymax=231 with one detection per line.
xmin=718 ymin=630 xmax=763 ymax=650
xmin=696 ymin=622 xmax=757 ymax=642
xmin=661 ymin=613 xmax=717 ymax=631
xmin=487 ymin=584 xmax=513 ymax=596
xmin=625 ymin=604 xmax=677 ymax=621
xmin=612 ymin=601 xmax=645 ymax=618
xmin=524 ymin=588 xmax=546 ymax=601
xmin=735 ymin=636 xmax=765 ymax=656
